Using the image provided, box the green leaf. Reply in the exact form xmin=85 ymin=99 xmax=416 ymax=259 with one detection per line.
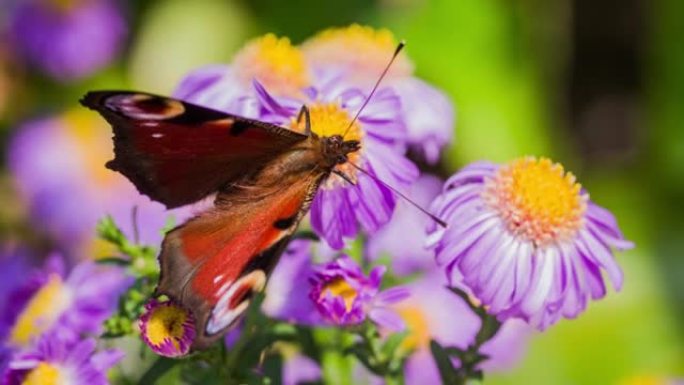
xmin=95 ymin=256 xmax=131 ymax=266
xmin=430 ymin=340 xmax=462 ymax=385
xmin=381 ymin=331 xmax=409 ymax=358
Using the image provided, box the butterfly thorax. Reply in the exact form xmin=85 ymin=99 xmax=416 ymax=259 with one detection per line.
xmin=319 ymin=134 xmax=361 ymax=169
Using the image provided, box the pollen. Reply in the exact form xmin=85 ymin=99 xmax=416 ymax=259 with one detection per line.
xmin=302 ymin=24 xmax=413 ymax=80
xmin=144 ymin=302 xmax=191 ymax=349
xmin=396 ymin=306 xmax=430 ymax=353
xmin=482 ymin=157 xmax=587 ymax=246
xmin=322 ymin=278 xmax=358 ymax=312
xmin=288 ymin=103 xmax=363 ymax=186
xmin=233 ymin=33 xmax=309 ymax=96
xmin=10 ymin=274 xmax=71 ymax=347
xmin=21 ymin=362 xmax=64 ymax=385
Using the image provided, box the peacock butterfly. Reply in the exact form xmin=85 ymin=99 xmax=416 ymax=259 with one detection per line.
xmin=81 ymin=43 xmax=439 ymax=351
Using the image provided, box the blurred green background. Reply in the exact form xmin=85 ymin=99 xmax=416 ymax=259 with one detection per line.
xmin=1 ymin=0 xmax=682 ymax=383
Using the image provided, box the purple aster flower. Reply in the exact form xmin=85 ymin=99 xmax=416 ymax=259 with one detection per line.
xmin=309 ymin=255 xmax=409 ymax=329
xmin=1 ymin=252 xmax=131 ymax=349
xmin=353 ymin=271 xmax=530 ymax=383
xmin=251 ymin=79 xmax=418 ymax=248
xmin=3 ymin=334 xmax=123 ymax=385
xmin=262 ymin=239 xmax=320 ymax=325
xmin=366 ymin=174 xmax=443 ymax=275
xmin=8 ymin=110 xmax=194 ymax=259
xmin=427 ymin=157 xmax=634 ymax=329
xmin=302 ymin=24 xmax=455 ymax=164
xmin=8 ymin=0 xmax=126 ymax=82
xmin=283 ymin=354 xmax=321 ymax=385
xmin=174 ymin=33 xmax=311 ymax=117
xmin=138 ymin=299 xmax=196 ymax=358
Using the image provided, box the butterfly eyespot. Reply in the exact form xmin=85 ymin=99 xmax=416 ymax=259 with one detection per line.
xmin=206 ymin=269 xmax=267 ymax=335
xmin=106 ymin=94 xmax=185 ymax=121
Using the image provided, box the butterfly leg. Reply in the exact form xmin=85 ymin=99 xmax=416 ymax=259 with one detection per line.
xmin=296 ymin=105 xmax=312 ymax=136
xmin=333 ymin=169 xmax=355 ymax=186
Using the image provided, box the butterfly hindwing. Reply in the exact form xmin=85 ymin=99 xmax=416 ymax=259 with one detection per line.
xmin=156 ymin=146 xmax=326 ymax=349
xmin=80 ymin=91 xmax=308 ymax=208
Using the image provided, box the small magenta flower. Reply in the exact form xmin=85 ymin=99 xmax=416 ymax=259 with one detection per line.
xmin=427 ymin=157 xmax=634 ymax=329
xmin=1 ymin=253 xmax=130 ymax=349
xmin=309 ymin=256 xmax=409 ymax=329
xmin=3 ymin=335 xmax=123 ymax=385
xmin=175 ymin=33 xmax=310 ymax=116
xmin=8 ymin=0 xmax=126 ymax=82
xmin=302 ymin=24 xmax=455 ymax=164
xmin=139 ymin=299 xmax=196 ymax=357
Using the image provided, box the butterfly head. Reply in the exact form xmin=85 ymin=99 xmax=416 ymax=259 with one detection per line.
xmin=321 ymin=134 xmax=360 ymax=167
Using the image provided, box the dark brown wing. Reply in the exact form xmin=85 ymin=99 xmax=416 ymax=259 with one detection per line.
xmin=80 ymin=91 xmax=307 ymax=208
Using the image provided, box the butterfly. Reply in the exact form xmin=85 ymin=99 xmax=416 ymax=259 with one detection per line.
xmin=81 ymin=42 xmax=440 ymax=351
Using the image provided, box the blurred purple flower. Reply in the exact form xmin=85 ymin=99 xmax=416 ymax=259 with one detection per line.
xmin=310 ymin=255 xmax=409 ymax=329
xmin=366 ymin=174 xmax=443 ymax=275
xmin=175 ymin=33 xmax=310 ymax=117
xmin=3 ymin=334 xmax=123 ymax=385
xmin=1 ymin=253 xmax=131 ymax=349
xmin=139 ymin=299 xmax=196 ymax=358
xmin=262 ymin=239 xmax=320 ymax=324
xmin=302 ymin=24 xmax=455 ymax=164
xmin=391 ymin=272 xmax=531 ymax=383
xmin=427 ymin=158 xmax=634 ymax=329
xmin=8 ymin=0 xmax=126 ymax=82
xmin=252 ymin=79 xmax=418 ymax=248
xmin=283 ymin=354 xmax=321 ymax=385
xmin=8 ymin=109 xmax=194 ymax=259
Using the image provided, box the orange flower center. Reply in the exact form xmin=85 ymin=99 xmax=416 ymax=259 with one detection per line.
xmin=483 ymin=157 xmax=587 ymax=246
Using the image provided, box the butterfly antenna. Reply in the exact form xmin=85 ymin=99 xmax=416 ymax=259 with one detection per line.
xmin=347 ymin=161 xmax=447 ymax=228
xmin=342 ymin=41 xmax=406 ymax=138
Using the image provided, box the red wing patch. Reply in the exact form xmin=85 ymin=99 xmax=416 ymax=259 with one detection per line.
xmin=80 ymin=91 xmax=307 ymax=208
xmin=155 ymin=176 xmax=316 ymax=349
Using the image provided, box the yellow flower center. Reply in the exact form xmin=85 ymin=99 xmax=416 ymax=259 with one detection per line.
xmin=145 ymin=303 xmax=190 ymax=350
xmin=302 ymin=24 xmax=413 ymax=81
xmin=10 ymin=274 xmax=71 ymax=347
xmin=288 ymin=102 xmax=363 ymax=187
xmin=21 ymin=363 xmax=65 ymax=385
xmin=396 ymin=306 xmax=430 ymax=353
xmin=483 ymin=157 xmax=587 ymax=246
xmin=322 ymin=278 xmax=358 ymax=312
xmin=62 ymin=109 xmax=118 ymax=186
xmin=233 ymin=33 xmax=309 ymax=97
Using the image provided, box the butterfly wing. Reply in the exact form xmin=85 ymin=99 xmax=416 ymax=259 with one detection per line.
xmin=80 ymin=91 xmax=307 ymax=208
xmin=158 ymin=156 xmax=326 ymax=349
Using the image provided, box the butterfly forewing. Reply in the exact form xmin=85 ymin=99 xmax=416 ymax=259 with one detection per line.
xmin=80 ymin=91 xmax=308 ymax=208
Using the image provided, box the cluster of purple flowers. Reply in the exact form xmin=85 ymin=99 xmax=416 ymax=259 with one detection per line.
xmin=2 ymin=15 xmax=637 ymax=383
xmin=0 ymin=251 xmax=130 ymax=384
xmin=167 ymin=24 xmax=633 ymax=381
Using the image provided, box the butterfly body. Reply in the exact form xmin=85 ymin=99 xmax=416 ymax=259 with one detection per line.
xmin=81 ymin=91 xmax=360 ymax=349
